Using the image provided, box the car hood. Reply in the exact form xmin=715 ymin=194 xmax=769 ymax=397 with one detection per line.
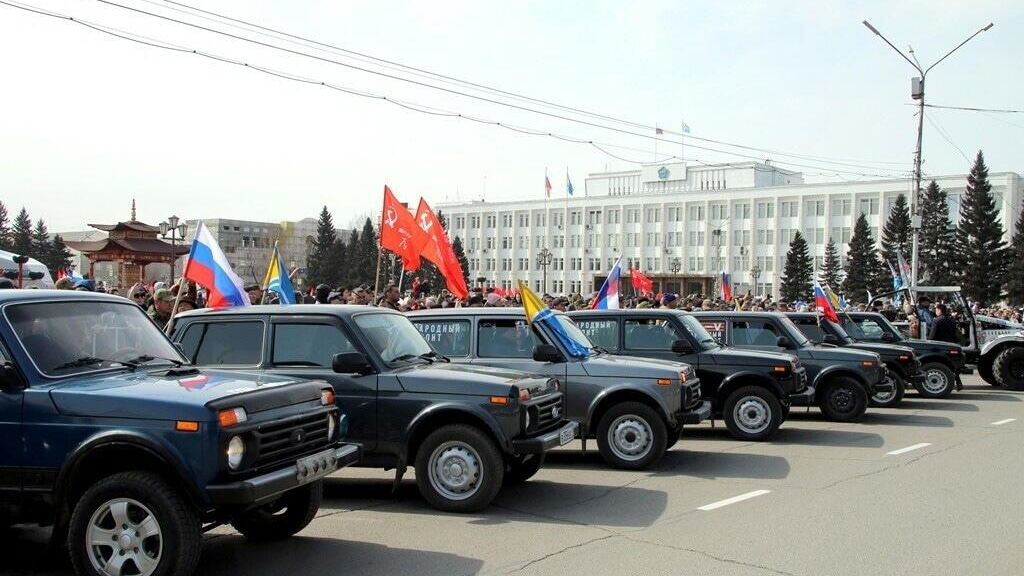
xmin=846 ymin=342 xmax=915 ymax=360
xmin=902 ymin=339 xmax=961 ymax=353
xmin=708 ymin=346 xmax=798 ymax=367
xmin=582 ymin=353 xmax=689 ymax=379
xmin=804 ymin=346 xmax=881 ymax=363
xmin=397 ymin=363 xmax=554 ymax=397
xmin=47 ymin=369 xmax=309 ymax=421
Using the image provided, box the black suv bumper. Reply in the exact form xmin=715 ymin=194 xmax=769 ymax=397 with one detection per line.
xmin=871 ymin=367 xmax=894 ymax=393
xmin=206 ymin=443 xmax=360 ymax=507
xmin=786 ymin=385 xmax=816 ymax=406
xmin=511 ymin=420 xmax=579 ymax=454
xmin=676 ymin=400 xmax=713 ymax=424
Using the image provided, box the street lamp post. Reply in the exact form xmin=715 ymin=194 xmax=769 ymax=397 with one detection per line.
xmin=711 ymin=229 xmax=723 ymax=297
xmin=537 ymin=247 xmax=553 ymax=294
xmin=670 ymin=257 xmax=681 ymax=294
xmin=750 ymin=263 xmax=762 ymax=296
xmin=159 ymin=216 xmax=188 ymax=284
xmin=862 ymin=20 xmax=993 ymax=288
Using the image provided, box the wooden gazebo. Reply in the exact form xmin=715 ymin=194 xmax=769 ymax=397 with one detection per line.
xmin=66 ymin=203 xmax=189 ymax=289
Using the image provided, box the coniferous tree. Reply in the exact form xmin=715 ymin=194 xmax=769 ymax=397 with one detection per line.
xmin=357 ymin=218 xmax=379 ymax=288
xmin=1005 ymin=198 xmax=1024 ymax=304
xmin=306 ymin=206 xmax=339 ymax=287
xmin=32 ymin=219 xmax=51 ymax=261
xmin=0 ymin=201 xmax=10 ymax=250
xmin=780 ymin=231 xmax=814 ymax=302
xmin=819 ymin=237 xmax=843 ymax=288
xmin=451 ymin=236 xmax=470 ymax=289
xmin=10 ymin=208 xmax=33 ymax=257
xmin=880 ymin=193 xmax=913 ymax=266
xmin=955 ymin=151 xmax=1007 ymax=304
xmin=843 ymin=214 xmax=887 ymax=301
xmin=344 ymin=228 xmax=360 ymax=287
xmin=49 ymin=234 xmax=73 ymax=274
xmin=919 ymin=180 xmax=957 ymax=285
xmin=328 ymin=238 xmax=347 ymax=288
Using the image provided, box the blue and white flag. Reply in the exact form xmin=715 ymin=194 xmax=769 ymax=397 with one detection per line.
xmin=566 ymin=168 xmax=574 ymax=196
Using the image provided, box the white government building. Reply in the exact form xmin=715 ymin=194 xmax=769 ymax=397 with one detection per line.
xmin=439 ymin=161 xmax=1023 ymax=298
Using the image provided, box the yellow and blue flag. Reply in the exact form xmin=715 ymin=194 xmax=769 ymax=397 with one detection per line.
xmin=517 ymin=281 xmax=589 ymax=358
xmin=262 ymin=242 xmax=295 ymax=305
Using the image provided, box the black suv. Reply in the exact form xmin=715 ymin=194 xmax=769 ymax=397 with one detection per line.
xmin=786 ymin=313 xmax=924 ymax=407
xmin=171 ymin=305 xmax=577 ymax=513
xmin=690 ymin=312 xmax=889 ymax=422
xmin=839 ymin=311 xmax=965 ymax=398
xmin=569 ymin=309 xmax=812 ymax=441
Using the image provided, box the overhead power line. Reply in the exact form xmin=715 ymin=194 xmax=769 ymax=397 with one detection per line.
xmin=93 ymin=0 xmax=910 ymax=172
xmin=924 ymin=103 xmax=1024 ymax=114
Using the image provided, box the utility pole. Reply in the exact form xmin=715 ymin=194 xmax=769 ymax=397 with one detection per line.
xmin=862 ymin=20 xmax=993 ymax=287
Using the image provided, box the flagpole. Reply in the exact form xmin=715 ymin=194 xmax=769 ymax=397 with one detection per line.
xmin=164 ymin=277 xmax=189 ymax=336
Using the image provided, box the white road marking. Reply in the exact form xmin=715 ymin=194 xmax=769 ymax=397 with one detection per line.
xmin=886 ymin=443 xmax=932 ymax=456
xmin=991 ymin=418 xmax=1016 ymax=426
xmin=697 ymin=490 xmax=771 ymax=511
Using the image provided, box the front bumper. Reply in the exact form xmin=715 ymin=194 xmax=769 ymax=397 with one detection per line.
xmin=676 ymin=400 xmax=713 ymax=425
xmin=206 ymin=443 xmax=361 ymax=507
xmin=511 ymin=420 xmax=579 ymax=454
xmin=787 ymin=385 xmax=816 ymax=406
xmin=909 ymin=370 xmax=927 ymax=385
xmin=870 ymin=366 xmax=893 ymax=393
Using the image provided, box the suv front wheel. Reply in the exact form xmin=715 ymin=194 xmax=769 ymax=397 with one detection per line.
xmin=916 ymin=362 xmax=955 ymax=398
xmin=415 ymin=424 xmax=504 ymax=513
xmin=818 ymin=377 xmax=867 ymax=422
xmin=596 ymin=402 xmax=667 ymax=470
xmin=68 ymin=471 xmax=201 ymax=576
xmin=869 ymin=372 xmax=905 ymax=408
xmin=723 ymin=386 xmax=783 ymax=441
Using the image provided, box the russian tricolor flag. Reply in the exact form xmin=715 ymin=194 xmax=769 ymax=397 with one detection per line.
xmin=591 ymin=256 xmax=622 ymax=309
xmin=183 ymin=222 xmax=251 ymax=308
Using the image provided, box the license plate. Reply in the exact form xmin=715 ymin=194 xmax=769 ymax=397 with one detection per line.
xmin=296 ymin=448 xmax=338 ymax=485
xmin=559 ymin=425 xmax=575 ymax=446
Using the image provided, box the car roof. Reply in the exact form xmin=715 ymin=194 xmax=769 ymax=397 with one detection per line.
xmin=688 ymin=311 xmax=778 ymax=319
xmin=175 ymin=304 xmax=402 ymax=320
xmin=0 ymin=289 xmax=128 ymax=305
xmin=568 ymin=308 xmax=684 ymax=317
xmin=407 ymin=307 xmax=561 ymax=317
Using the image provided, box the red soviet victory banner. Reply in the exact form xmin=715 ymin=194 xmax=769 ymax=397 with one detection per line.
xmin=380 ymin=186 xmax=428 ymax=271
xmin=415 ymin=198 xmax=469 ymax=299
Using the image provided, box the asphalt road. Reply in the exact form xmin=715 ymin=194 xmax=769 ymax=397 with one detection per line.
xmin=8 ymin=377 xmax=1023 ymax=576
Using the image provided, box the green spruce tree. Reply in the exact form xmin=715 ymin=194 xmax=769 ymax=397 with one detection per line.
xmin=451 ymin=235 xmax=470 ymax=289
xmin=32 ymin=219 xmax=51 ymax=262
xmin=327 ymin=238 xmax=347 ymax=289
xmin=306 ymin=206 xmax=339 ymax=287
xmin=819 ymin=237 xmax=843 ymax=288
xmin=843 ymin=214 xmax=887 ymax=301
xmin=357 ymin=218 xmax=379 ymax=288
xmin=918 ymin=180 xmax=957 ymax=285
xmin=344 ymin=228 xmax=360 ymax=287
xmin=48 ymin=234 xmax=73 ymax=274
xmin=1005 ymin=198 xmax=1024 ymax=304
xmin=10 ymin=208 xmax=33 ymax=257
xmin=880 ymin=193 xmax=913 ymax=266
xmin=780 ymin=231 xmax=814 ymax=302
xmin=955 ymin=151 xmax=1007 ymax=304
xmin=0 ymin=201 xmax=10 ymax=250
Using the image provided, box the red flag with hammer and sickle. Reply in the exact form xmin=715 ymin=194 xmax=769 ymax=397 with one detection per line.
xmin=415 ymin=198 xmax=469 ymax=299
xmin=380 ymin=186 xmax=428 ymax=271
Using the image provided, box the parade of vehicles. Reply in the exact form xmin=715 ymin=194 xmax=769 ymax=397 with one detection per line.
xmin=688 ymin=311 xmax=889 ymax=422
xmin=785 ymin=312 xmax=927 ymax=406
xmin=568 ymin=308 xmax=812 ymax=441
xmin=0 ymin=291 xmax=359 ymax=576
xmin=838 ymin=311 xmax=966 ymax=399
xmin=407 ymin=308 xmax=711 ymax=470
xmin=171 ymin=305 xmax=578 ymax=513
xmin=871 ymin=286 xmax=1024 ymax=391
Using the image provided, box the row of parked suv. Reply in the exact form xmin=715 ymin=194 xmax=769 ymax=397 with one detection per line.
xmin=0 ymin=290 xmax=967 ymax=576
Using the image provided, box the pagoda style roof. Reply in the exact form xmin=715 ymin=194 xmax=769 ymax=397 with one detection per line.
xmin=87 ymin=221 xmax=162 ymax=233
xmin=66 ymin=237 xmax=190 ymax=255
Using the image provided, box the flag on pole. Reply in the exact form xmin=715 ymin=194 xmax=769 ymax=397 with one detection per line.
xmin=519 ymin=280 xmax=589 ymax=358
xmin=655 ymin=127 xmax=664 ymax=135
xmin=896 ymin=250 xmax=912 ymax=288
xmin=631 ymin=268 xmax=654 ymax=295
xmin=380 ymin=186 xmax=429 ymax=271
xmin=415 ymin=198 xmax=469 ymax=299
xmin=566 ymin=168 xmax=574 ymax=196
xmin=681 ymin=122 xmax=691 ymax=134
xmin=721 ymin=272 xmax=733 ymax=302
xmin=591 ymin=256 xmax=622 ymax=309
xmin=544 ymin=170 xmax=552 ymax=198
xmin=184 ymin=221 xmax=251 ymax=308
xmin=813 ymin=281 xmax=840 ymax=323
xmin=824 ymin=284 xmax=842 ymax=310
xmin=262 ymin=242 xmax=295 ymax=304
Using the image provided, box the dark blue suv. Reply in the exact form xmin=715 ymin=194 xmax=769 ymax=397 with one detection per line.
xmin=0 ymin=291 xmax=358 ymax=576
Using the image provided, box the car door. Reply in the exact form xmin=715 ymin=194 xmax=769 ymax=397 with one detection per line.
xmin=266 ymin=317 xmax=378 ymax=450
xmin=0 ymin=343 xmax=23 ymax=496
xmin=729 ymin=319 xmax=788 ymax=352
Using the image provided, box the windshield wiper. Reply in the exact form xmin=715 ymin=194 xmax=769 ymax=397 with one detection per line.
xmin=591 ymin=346 xmax=610 ymax=355
xmin=51 ymin=356 xmax=138 ymax=372
xmin=420 ymin=351 xmax=449 ymax=363
xmin=389 ymin=353 xmax=425 ymax=364
xmin=126 ymin=354 xmax=184 ymax=367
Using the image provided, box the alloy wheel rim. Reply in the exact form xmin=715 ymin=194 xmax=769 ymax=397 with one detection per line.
xmin=428 ymin=441 xmax=483 ymax=501
xmin=86 ymin=498 xmax=162 ymax=576
xmin=733 ymin=396 xmax=771 ymax=433
xmin=608 ymin=415 xmax=653 ymax=461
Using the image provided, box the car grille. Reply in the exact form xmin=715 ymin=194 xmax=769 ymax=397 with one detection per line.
xmin=527 ymin=393 xmax=564 ymax=433
xmin=683 ymin=379 xmax=702 ymax=410
xmin=252 ymin=411 xmax=332 ymax=472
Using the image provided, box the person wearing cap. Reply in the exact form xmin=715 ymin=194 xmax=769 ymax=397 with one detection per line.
xmin=327 ymin=291 xmax=344 ymax=304
xmin=661 ymin=293 xmax=679 ymax=309
xmin=244 ymin=283 xmax=263 ymax=305
xmin=148 ymin=288 xmax=176 ymax=330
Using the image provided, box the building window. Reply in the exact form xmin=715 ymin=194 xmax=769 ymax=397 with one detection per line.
xmin=553 ymin=213 xmax=564 ymax=227
xmin=859 ymin=198 xmax=880 ymax=216
xmin=667 ymin=206 xmax=683 ymax=222
xmin=485 ymin=237 xmax=495 ymax=250
xmin=646 ymin=233 xmax=660 ymax=247
xmin=485 ymin=215 xmax=496 ymax=228
xmin=688 ymin=231 xmax=705 ymax=247
xmin=570 ymin=235 xmax=580 ymax=248
xmin=805 ymin=200 xmax=825 ymax=216
xmin=534 ymin=213 xmax=546 ymax=227
xmin=625 ymin=233 xmax=639 ymax=248
xmin=625 ymin=208 xmax=641 ymax=223
xmin=607 ymin=234 xmax=619 ymax=248
xmin=501 ymin=213 xmax=512 ymax=227
xmin=688 ymin=256 xmax=705 ymax=272
xmin=645 ymin=208 xmax=661 ymax=223
xmin=688 ymin=206 xmax=705 ymax=221
xmin=757 ymin=230 xmax=775 ymax=245
xmin=779 ymin=201 xmax=798 ymax=218
xmin=570 ymin=211 xmax=582 ymax=225
xmin=733 ymin=230 xmax=751 ymax=246
xmin=607 ymin=209 xmax=620 ymax=224
xmin=757 ymin=202 xmax=775 ymax=219
xmin=587 ymin=210 xmax=602 ymax=225
xmin=831 ymin=199 xmax=851 ymax=216
xmin=710 ymin=204 xmax=727 ymax=221
xmin=517 ymin=214 xmax=528 ymax=227
xmin=734 ymin=203 xmax=751 ymax=220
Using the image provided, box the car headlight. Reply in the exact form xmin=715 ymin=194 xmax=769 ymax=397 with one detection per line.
xmin=327 ymin=414 xmax=337 ymax=440
xmin=227 ymin=435 xmax=245 ymax=470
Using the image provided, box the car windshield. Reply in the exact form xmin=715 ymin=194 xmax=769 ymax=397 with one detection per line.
xmin=776 ymin=316 xmax=811 ymax=347
xmin=824 ymin=319 xmax=855 ymax=344
xmin=5 ymin=300 xmax=186 ymax=377
xmin=354 ymin=312 xmax=433 ymax=365
xmin=553 ymin=314 xmax=596 ymax=350
xmin=679 ymin=315 xmax=718 ymax=350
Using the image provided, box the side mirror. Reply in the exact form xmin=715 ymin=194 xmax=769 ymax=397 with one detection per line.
xmin=532 ymin=344 xmax=564 ymax=363
xmin=823 ymin=334 xmax=840 ymax=345
xmin=671 ymin=339 xmax=694 ymax=354
xmin=332 ymin=352 xmax=374 ymax=375
xmin=776 ymin=336 xmax=793 ymax=349
xmin=881 ymin=332 xmax=896 ymax=342
xmin=0 ymin=362 xmax=23 ymax=390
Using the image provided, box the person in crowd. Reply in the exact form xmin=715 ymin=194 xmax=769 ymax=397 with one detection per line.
xmin=177 ymin=298 xmax=197 ymax=313
xmin=128 ymin=285 xmax=149 ymax=308
xmin=929 ymin=303 xmax=960 ymax=344
xmin=245 ymin=283 xmax=263 ymax=305
xmin=661 ymin=293 xmax=679 ymax=309
xmin=379 ymin=284 xmax=401 ymax=310
xmin=327 ymin=291 xmax=344 ymax=304
xmin=54 ymin=277 xmax=75 ymax=290
xmin=313 ymin=283 xmax=331 ymax=304
xmin=148 ymin=288 xmax=176 ymax=330
xmin=916 ymin=297 xmax=934 ymax=338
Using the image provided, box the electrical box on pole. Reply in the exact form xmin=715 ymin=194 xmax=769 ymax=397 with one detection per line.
xmin=911 ymin=77 xmax=923 ymax=100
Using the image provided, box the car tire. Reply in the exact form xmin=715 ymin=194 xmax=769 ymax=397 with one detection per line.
xmin=780 ymin=404 xmax=791 ymax=423
xmin=504 ymin=454 xmax=545 ymax=484
xmin=723 ymin=386 xmax=783 ymax=441
xmin=665 ymin=424 xmax=681 ymax=450
xmin=993 ymin=346 xmax=1024 ymax=391
xmin=596 ymin=401 xmax=667 ymax=470
xmin=978 ymin=358 xmax=998 ymax=386
xmin=230 ymin=481 xmax=322 ymax=542
xmin=869 ymin=372 xmax=906 ymax=408
xmin=818 ymin=377 xmax=868 ymax=422
xmin=68 ymin=471 xmax=201 ymax=576
xmin=916 ymin=362 xmax=955 ymax=398
xmin=414 ymin=424 xmax=504 ymax=513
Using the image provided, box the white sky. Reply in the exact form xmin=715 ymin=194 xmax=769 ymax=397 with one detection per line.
xmin=1 ymin=0 xmax=1021 ymax=232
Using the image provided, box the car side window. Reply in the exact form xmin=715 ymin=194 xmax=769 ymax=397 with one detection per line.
xmin=272 ymin=324 xmax=355 ymax=367
xmin=624 ymin=319 xmax=680 ymax=350
xmin=792 ymin=318 xmax=824 ymax=343
xmin=189 ymin=321 xmax=264 ymax=366
xmin=478 ymin=319 xmax=540 ymax=358
xmin=699 ymin=319 xmax=728 ymax=343
xmin=731 ymin=320 xmax=779 ymax=346
xmin=412 ymin=320 xmax=472 ymax=357
xmin=575 ymin=319 xmax=619 ymax=350
xmin=856 ymin=319 xmax=885 ymax=339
